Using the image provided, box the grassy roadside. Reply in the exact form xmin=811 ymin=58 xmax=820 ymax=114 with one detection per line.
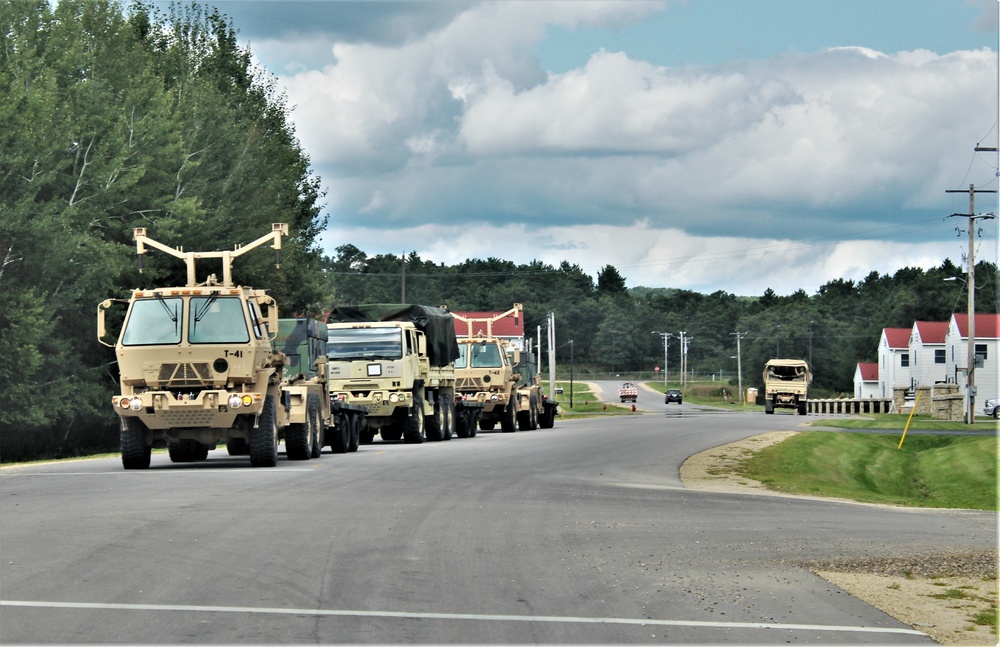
xmin=736 ymin=431 xmax=998 ymax=510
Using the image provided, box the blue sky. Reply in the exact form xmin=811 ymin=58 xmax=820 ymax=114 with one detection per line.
xmin=165 ymin=0 xmax=1000 ymax=295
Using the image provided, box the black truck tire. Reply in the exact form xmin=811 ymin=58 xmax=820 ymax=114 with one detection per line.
xmin=250 ymin=395 xmax=279 ymax=467
xmin=501 ymin=394 xmax=516 ymax=433
xmin=120 ymin=417 xmax=151 ymax=470
xmin=403 ymin=393 xmax=425 ymax=443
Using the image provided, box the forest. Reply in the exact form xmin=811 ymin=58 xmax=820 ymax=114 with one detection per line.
xmin=1 ymin=1 xmax=996 ymax=462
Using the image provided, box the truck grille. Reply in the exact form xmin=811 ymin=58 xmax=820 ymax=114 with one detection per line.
xmin=157 ymin=362 xmax=213 ymax=388
xmin=159 ymin=410 xmax=217 ymax=427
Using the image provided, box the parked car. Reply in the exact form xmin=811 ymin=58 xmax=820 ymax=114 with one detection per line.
xmin=665 ymin=389 xmax=683 ymax=404
xmin=983 ymin=397 xmax=999 ymax=419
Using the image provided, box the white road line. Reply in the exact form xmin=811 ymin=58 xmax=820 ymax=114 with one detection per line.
xmin=0 ymin=600 xmax=926 ymax=636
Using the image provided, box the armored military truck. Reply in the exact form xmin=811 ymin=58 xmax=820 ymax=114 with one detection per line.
xmin=97 ymin=224 xmax=342 ymax=468
xmin=509 ymin=340 xmax=558 ymax=430
xmin=762 ymin=358 xmax=812 ymax=415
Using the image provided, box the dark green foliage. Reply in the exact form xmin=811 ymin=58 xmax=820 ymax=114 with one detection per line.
xmin=1 ymin=0 xmax=325 ymax=460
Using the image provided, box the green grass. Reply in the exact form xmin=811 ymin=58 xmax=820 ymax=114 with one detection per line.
xmin=543 ymin=381 xmax=636 ymax=416
xmin=808 ymin=414 xmax=998 ymax=433
xmin=737 ymin=432 xmax=998 ymax=510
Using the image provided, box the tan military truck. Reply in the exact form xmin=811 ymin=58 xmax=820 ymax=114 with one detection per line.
xmin=762 ymin=358 xmax=812 ymax=415
xmin=273 ymin=318 xmax=367 ymax=458
xmin=98 ymin=224 xmax=346 ymax=469
xmin=326 ymin=304 xmax=477 ymax=444
xmin=509 ymin=340 xmax=558 ymax=430
xmin=452 ymin=304 xmax=525 ymax=433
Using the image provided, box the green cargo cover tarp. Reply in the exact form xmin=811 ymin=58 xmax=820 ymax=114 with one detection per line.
xmin=327 ymin=304 xmax=460 ymax=368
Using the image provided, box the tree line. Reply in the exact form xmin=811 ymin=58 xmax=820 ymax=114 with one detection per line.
xmin=1 ymin=1 xmax=994 ymax=462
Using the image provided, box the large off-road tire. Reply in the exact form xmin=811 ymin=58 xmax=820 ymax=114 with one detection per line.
xmin=797 ymin=399 xmax=807 ymax=416
xmin=360 ymin=426 xmax=376 ymax=445
xmin=380 ymin=424 xmax=403 ymax=442
xmin=330 ymin=413 xmax=350 ymax=453
xmin=425 ymin=395 xmax=445 ymax=442
xmin=227 ymin=438 xmax=248 ymax=456
xmin=764 ymin=398 xmax=774 ymax=414
xmin=442 ymin=398 xmax=454 ymax=441
xmin=478 ymin=418 xmax=495 ymax=431
xmin=285 ymin=408 xmax=312 ymax=461
xmin=517 ymin=410 xmax=531 ymax=431
xmin=348 ymin=415 xmax=360 ymax=452
xmin=403 ymin=393 xmax=425 ymax=444
xmin=500 ymin=394 xmax=516 ymax=433
xmin=250 ymin=395 xmax=279 ymax=467
xmin=120 ymin=417 xmax=151 ymax=470
xmin=310 ymin=396 xmax=324 ymax=458
xmin=456 ymin=407 xmax=470 ymax=438
xmin=168 ymin=439 xmax=198 ymax=463
xmin=539 ymin=404 xmax=556 ymax=429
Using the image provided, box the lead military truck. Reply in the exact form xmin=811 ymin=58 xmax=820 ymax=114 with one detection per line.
xmin=97 ymin=224 xmax=364 ymax=469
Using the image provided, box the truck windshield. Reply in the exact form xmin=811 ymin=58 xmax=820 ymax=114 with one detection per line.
xmin=122 ymin=297 xmax=182 ymax=346
xmin=455 ymin=344 xmax=468 ymax=369
xmin=189 ymin=296 xmax=250 ymax=344
xmin=328 ymin=328 xmax=402 ymax=360
xmin=470 ymin=342 xmax=503 ymax=368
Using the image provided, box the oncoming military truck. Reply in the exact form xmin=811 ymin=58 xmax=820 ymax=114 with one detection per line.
xmin=510 ymin=340 xmax=558 ymax=430
xmin=452 ymin=303 xmax=533 ymax=433
xmin=97 ymin=224 xmax=339 ymax=469
xmin=326 ymin=304 xmax=479 ymax=443
xmin=762 ymin=358 xmax=812 ymax=415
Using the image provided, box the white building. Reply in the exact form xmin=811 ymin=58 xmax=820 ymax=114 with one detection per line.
xmin=945 ymin=313 xmax=1000 ymax=415
xmin=877 ymin=327 xmax=911 ymax=397
xmin=908 ymin=321 xmax=950 ymax=386
xmin=854 ymin=362 xmax=880 ymax=398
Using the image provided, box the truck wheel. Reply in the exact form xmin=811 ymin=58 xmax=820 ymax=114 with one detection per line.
xmin=456 ymin=407 xmax=470 ymax=438
xmin=285 ymin=410 xmax=311 ymax=461
xmin=442 ymin=399 xmax=454 ymax=440
xmin=426 ymin=396 xmax=444 ymax=442
xmin=250 ymin=395 xmax=279 ymax=467
xmin=797 ymin=399 xmax=807 ymax=415
xmin=330 ymin=413 xmax=349 ymax=453
xmin=764 ymin=398 xmax=774 ymax=414
xmin=227 ymin=438 xmax=248 ymax=456
xmin=501 ymin=395 xmax=516 ymax=433
xmin=517 ymin=410 xmax=531 ymax=431
xmin=348 ymin=415 xmax=360 ymax=452
xmin=479 ymin=419 xmax=495 ymax=431
xmin=120 ymin=417 xmax=151 ymax=470
xmin=194 ymin=443 xmax=210 ymax=461
xmin=168 ymin=440 xmax=198 ymax=463
xmin=361 ymin=427 xmax=376 ymax=444
xmin=403 ymin=393 xmax=425 ymax=443
xmin=310 ymin=396 xmax=324 ymax=458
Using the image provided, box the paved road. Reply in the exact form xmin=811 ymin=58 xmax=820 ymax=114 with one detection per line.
xmin=1 ymin=408 xmax=994 ymax=644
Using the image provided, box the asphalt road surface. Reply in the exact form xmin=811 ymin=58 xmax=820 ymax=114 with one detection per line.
xmin=2 ymin=398 xmax=994 ymax=644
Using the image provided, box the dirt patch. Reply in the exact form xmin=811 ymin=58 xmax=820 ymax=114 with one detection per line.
xmin=680 ymin=432 xmax=999 ymax=645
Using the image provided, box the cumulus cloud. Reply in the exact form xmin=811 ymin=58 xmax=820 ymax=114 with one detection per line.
xmin=274 ymin=1 xmax=997 ymax=294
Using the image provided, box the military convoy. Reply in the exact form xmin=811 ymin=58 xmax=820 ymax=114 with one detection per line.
xmin=98 ymin=226 xmax=565 ymax=469
xmin=762 ymin=358 xmax=812 ymax=415
xmin=98 ymin=225 xmax=356 ymax=468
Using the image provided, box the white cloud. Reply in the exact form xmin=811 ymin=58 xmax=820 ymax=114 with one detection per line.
xmin=276 ymin=2 xmax=997 ymax=293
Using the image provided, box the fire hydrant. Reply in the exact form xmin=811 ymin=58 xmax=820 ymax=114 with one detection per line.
xmin=631 ymin=404 xmax=636 ymax=412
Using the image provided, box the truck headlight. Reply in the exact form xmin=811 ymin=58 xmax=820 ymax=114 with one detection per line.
xmin=228 ymin=395 xmax=242 ymax=409
xmin=129 ymin=398 xmax=143 ymax=411
xmin=118 ymin=397 xmax=132 ymax=409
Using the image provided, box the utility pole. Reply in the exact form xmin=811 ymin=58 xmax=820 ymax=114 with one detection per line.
xmin=945 ymin=180 xmax=997 ymax=424
xmin=651 ymin=331 xmax=672 ymax=386
xmin=731 ymin=331 xmax=748 ymax=405
xmin=400 ymin=253 xmax=406 ymax=302
xmin=678 ymin=331 xmax=686 ymax=387
xmin=547 ymin=312 xmax=556 ymax=401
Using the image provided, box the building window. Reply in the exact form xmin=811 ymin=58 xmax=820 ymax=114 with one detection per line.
xmin=900 ymin=353 xmax=909 ymax=367
xmin=975 ymin=344 xmax=987 ymax=368
xmin=934 ymin=349 xmax=945 ymax=364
